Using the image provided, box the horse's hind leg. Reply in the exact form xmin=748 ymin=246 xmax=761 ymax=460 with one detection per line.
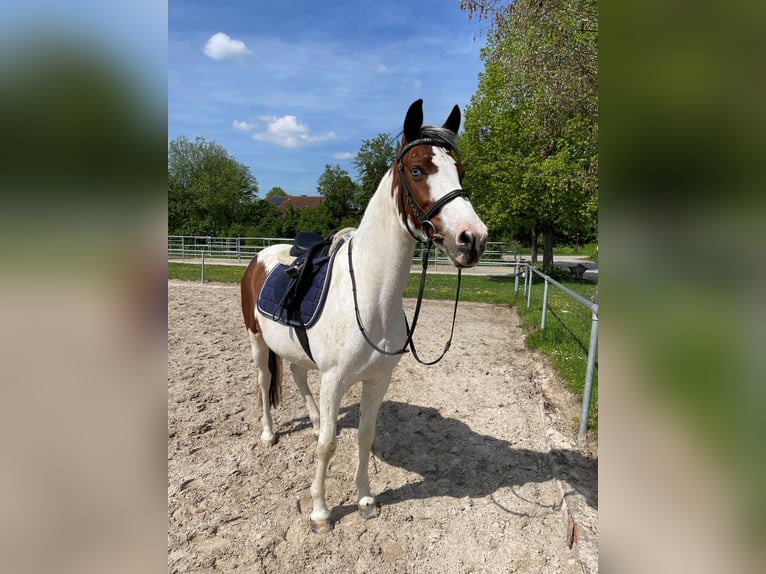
xmin=356 ymin=375 xmax=392 ymax=519
xmin=289 ymin=363 xmax=320 ymax=435
xmin=247 ymin=329 xmax=281 ymax=445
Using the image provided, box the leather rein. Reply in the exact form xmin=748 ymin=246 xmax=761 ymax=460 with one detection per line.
xmin=348 ymin=138 xmax=469 ymax=365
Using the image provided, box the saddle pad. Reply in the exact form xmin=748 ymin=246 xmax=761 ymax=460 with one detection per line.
xmin=256 ymin=250 xmax=337 ymax=329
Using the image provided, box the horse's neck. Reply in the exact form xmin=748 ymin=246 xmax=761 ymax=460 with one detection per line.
xmin=351 ymin=171 xmax=414 ymax=310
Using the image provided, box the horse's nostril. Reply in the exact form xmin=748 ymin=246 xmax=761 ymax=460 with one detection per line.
xmin=458 ymin=230 xmax=474 ymax=247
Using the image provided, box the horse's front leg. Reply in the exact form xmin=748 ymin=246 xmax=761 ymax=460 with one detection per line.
xmin=356 ymin=375 xmax=392 ymax=519
xmin=309 ymin=374 xmax=344 ymax=533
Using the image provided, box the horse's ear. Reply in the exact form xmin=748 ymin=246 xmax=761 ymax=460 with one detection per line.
xmin=403 ymin=99 xmax=424 ymax=143
xmin=443 ymin=105 xmax=461 ymax=135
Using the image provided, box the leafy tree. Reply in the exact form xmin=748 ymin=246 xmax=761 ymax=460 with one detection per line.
xmin=459 ymin=55 xmax=526 ymax=241
xmin=168 ymin=135 xmax=258 ymax=235
xmin=229 ymin=199 xmax=281 ymax=237
xmin=265 ymin=186 xmax=287 ymax=199
xmin=316 ymin=164 xmax=360 ymax=230
xmin=353 ymin=133 xmax=397 ymax=211
xmin=460 ymin=0 xmax=598 ymax=270
xmin=297 ymin=203 xmax=333 ymax=236
xmin=275 ymin=204 xmax=300 ymax=238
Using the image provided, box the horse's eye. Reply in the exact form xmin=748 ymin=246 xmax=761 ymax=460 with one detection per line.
xmin=410 ymin=166 xmax=422 ymax=178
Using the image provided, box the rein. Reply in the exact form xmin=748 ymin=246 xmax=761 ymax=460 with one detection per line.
xmin=348 ymin=137 xmax=467 ymax=365
xmin=348 ymin=236 xmax=462 ymax=365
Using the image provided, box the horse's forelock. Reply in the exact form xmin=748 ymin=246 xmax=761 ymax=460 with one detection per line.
xmin=418 ymin=126 xmax=459 ymax=155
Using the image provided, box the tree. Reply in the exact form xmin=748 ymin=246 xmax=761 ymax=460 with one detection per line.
xmin=316 ymin=164 xmax=360 ymax=230
xmin=275 ymin=204 xmax=300 ymax=238
xmin=266 ymin=186 xmax=287 ymax=199
xmin=229 ymin=199 xmax=281 ymax=238
xmin=459 ymin=53 xmax=526 ymax=241
xmin=460 ymin=0 xmax=598 ymax=270
xmin=353 ymin=133 xmax=397 ymax=212
xmin=168 ymin=135 xmax=258 ymax=235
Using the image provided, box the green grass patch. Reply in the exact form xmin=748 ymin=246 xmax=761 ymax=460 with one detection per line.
xmin=169 ymin=261 xmax=598 ymax=435
xmin=404 ymin=273 xmax=518 ymax=304
xmin=168 ymin=262 xmax=245 ymax=283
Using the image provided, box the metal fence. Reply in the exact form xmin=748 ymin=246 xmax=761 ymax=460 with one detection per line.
xmin=167 ymin=235 xmax=523 ymax=268
xmin=515 ymin=261 xmax=598 ymax=447
xmin=167 ymin=236 xmax=294 ymax=264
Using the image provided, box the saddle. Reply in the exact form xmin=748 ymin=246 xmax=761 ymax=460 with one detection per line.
xmin=277 ymin=232 xmax=332 ymax=310
xmin=257 ymin=231 xmax=352 ymax=361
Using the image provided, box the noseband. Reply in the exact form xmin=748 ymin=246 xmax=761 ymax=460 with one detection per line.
xmin=396 ymin=138 xmax=469 ymax=243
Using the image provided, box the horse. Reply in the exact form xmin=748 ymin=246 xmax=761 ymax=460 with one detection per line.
xmin=240 ymin=99 xmax=488 ymax=533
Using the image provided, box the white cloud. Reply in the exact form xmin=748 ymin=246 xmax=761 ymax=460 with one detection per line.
xmin=232 ymin=120 xmax=256 ymax=131
xmin=376 ymin=64 xmax=388 ymax=73
xmin=203 ymin=32 xmax=252 ymax=60
xmin=252 ymin=115 xmax=337 ymax=148
xmin=413 ymin=79 xmax=423 ymax=90
xmin=334 ymin=152 xmax=354 ymax=160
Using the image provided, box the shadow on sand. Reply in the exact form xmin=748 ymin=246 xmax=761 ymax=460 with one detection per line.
xmin=285 ymin=399 xmax=597 ymax=513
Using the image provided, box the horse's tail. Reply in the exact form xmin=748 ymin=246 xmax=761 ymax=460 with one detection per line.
xmin=267 ymin=349 xmax=282 ymax=408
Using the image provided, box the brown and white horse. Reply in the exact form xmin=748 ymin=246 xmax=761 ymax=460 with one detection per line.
xmin=240 ymin=99 xmax=488 ymax=532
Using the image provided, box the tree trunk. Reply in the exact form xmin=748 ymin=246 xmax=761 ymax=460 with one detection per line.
xmin=542 ymin=227 xmax=554 ymax=272
xmin=530 ymin=228 xmax=538 ymax=263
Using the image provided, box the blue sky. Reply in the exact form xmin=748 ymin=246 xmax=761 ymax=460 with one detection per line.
xmin=169 ymin=0 xmax=488 ymax=197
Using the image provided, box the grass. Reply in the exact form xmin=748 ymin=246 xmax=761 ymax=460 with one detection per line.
xmin=169 ymin=262 xmax=245 ymax=283
xmin=403 ymin=273 xmax=519 ymax=304
xmin=169 ymin=261 xmax=598 ymax=435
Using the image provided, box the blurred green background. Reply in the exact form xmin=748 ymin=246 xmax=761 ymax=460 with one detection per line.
xmin=601 ymin=1 xmax=765 ymax=571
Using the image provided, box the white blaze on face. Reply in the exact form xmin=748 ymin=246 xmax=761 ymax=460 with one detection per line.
xmin=427 ymin=148 xmax=489 ymax=267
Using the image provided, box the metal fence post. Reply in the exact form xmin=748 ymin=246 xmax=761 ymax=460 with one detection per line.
xmin=514 ymin=262 xmax=520 ymax=293
xmin=541 ymin=278 xmax=549 ymax=330
xmin=526 ymin=264 xmax=533 ymax=309
xmin=201 ymin=251 xmax=205 ymax=283
xmin=522 ymin=263 xmax=528 ymax=296
xmin=577 ymin=307 xmax=599 ymax=447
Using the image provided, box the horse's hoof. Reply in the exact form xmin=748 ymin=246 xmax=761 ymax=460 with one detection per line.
xmin=358 ymin=498 xmax=379 ymax=520
xmin=309 ymin=518 xmax=333 ymax=534
xmin=260 ymin=432 xmax=276 ymax=446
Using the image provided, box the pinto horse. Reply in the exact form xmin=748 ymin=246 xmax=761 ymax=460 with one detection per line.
xmin=240 ymin=99 xmax=488 ymax=532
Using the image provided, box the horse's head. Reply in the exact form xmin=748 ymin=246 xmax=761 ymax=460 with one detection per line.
xmin=393 ymin=99 xmax=488 ymax=268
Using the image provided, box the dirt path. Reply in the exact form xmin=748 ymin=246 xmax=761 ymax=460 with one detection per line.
xmin=168 ymin=280 xmax=597 ymax=573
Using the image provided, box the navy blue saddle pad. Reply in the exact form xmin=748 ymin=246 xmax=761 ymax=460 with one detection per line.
xmin=257 ymin=248 xmax=339 ymax=328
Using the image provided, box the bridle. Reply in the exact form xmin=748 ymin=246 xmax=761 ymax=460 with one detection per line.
xmin=395 ymin=137 xmax=470 ymax=243
xmin=348 ymin=137 xmax=470 ymax=365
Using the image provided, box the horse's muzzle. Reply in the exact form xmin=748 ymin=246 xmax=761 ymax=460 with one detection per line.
xmin=447 ymin=225 xmax=488 ymax=268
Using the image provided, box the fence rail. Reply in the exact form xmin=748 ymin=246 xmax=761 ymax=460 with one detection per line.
xmin=167 ymin=235 xmax=523 ymax=268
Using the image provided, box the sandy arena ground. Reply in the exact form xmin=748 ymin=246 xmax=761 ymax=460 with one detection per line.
xmin=168 ymin=279 xmax=597 ymax=573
